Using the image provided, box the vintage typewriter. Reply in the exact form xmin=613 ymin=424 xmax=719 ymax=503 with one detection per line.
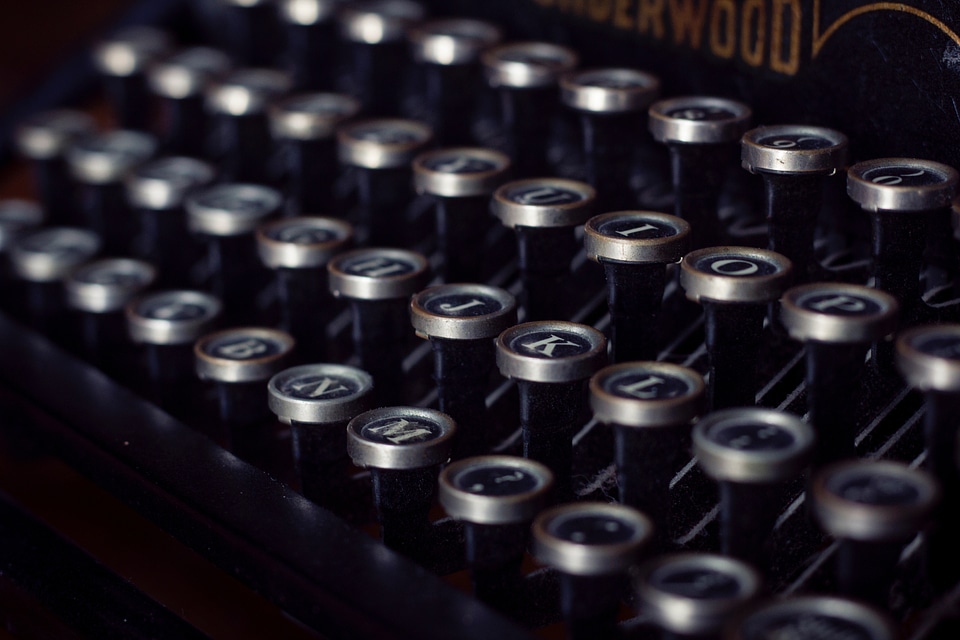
xmin=1 ymin=0 xmax=959 ymax=637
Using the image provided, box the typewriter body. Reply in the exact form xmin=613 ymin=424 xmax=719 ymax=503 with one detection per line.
xmin=0 ymin=1 xmax=959 ymax=638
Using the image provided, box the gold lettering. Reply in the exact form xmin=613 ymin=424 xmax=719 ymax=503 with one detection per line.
xmin=668 ymin=0 xmax=708 ymax=49
xmin=770 ymin=0 xmax=801 ymax=74
xmin=741 ymin=0 xmax=766 ymax=67
xmin=638 ymin=0 xmax=666 ymax=38
xmin=588 ymin=0 xmax=614 ymax=22
xmin=558 ymin=0 xmax=587 ymax=14
xmin=709 ymin=0 xmax=736 ymax=58
xmin=613 ymin=0 xmax=634 ymax=30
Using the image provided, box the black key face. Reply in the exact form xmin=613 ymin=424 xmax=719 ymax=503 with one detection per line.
xmin=549 ymin=513 xmax=636 ymax=545
xmin=137 ymin=158 xmax=207 ymax=184
xmin=594 ymin=216 xmax=679 ymax=241
xmin=603 ymin=369 xmax=692 ymax=401
xmin=453 ymin=465 xmax=542 ymax=496
xmin=196 ymin=190 xmax=276 ymax=215
xmin=755 ymin=133 xmax=838 ymax=150
xmin=350 ymin=125 xmax=423 ymax=145
xmin=709 ymin=422 xmax=796 ymax=452
xmin=27 ymin=110 xmax=92 ymax=135
xmin=285 ymin=95 xmax=356 ymax=117
xmin=268 ymin=223 xmax=339 ymax=245
xmin=509 ymin=330 xmax=594 ymax=359
xmin=505 ymin=185 xmax=585 ymax=206
xmin=140 ymin=300 xmax=209 ymax=322
xmin=20 ymin=231 xmax=97 ymax=257
xmin=423 ymin=292 xmax=505 ymax=318
xmin=421 ymin=154 xmax=500 ymax=174
xmin=826 ymin=472 xmax=922 ymax=507
xmin=203 ymin=335 xmax=284 ymax=360
xmin=497 ymin=50 xmax=567 ymax=68
xmin=278 ymin=373 xmax=363 ymax=401
xmin=650 ymin=566 xmax=743 ymax=600
xmin=341 ymin=255 xmax=417 ymax=278
xmin=76 ymin=133 xmax=154 ymax=165
xmin=0 ymin=201 xmax=42 ymax=227
xmin=75 ymin=264 xmax=150 ymax=287
xmin=666 ymin=106 xmax=738 ymax=121
xmin=574 ymin=70 xmax=651 ymax=90
xmin=907 ymin=333 xmax=960 ymax=360
xmin=167 ymin=47 xmax=227 ymax=74
xmin=693 ymin=254 xmax=780 ymax=278
xmin=861 ymin=165 xmax=947 ymax=187
xmin=742 ymin=613 xmax=873 ymax=640
xmin=360 ymin=417 xmax=443 ymax=446
xmin=794 ymin=292 xmax=883 ymax=317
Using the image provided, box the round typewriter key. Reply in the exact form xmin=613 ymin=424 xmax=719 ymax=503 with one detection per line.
xmin=278 ymin=0 xmax=339 ymax=91
xmin=562 ymin=68 xmax=661 ymax=210
xmin=338 ymin=118 xmax=434 ymax=247
xmin=492 ymin=177 xmax=596 ymax=321
xmin=0 ymin=200 xmax=44 ymax=254
xmin=329 ymin=248 xmax=430 ymax=405
xmin=217 ymin=0 xmax=282 ymax=67
xmin=482 ymin=41 xmax=578 ymax=177
xmin=896 ymin=323 xmax=960 ymax=589
xmin=409 ymin=18 xmax=502 ymax=144
xmin=496 ymin=321 xmax=607 ymax=499
xmin=411 ymin=283 xmax=517 ymax=457
xmin=66 ymin=258 xmax=157 ymax=370
xmin=585 ymin=211 xmax=690 ymax=362
xmin=439 ymin=455 xmax=552 ymax=607
xmin=269 ymin=92 xmax=361 ymax=215
xmin=848 ymin=158 xmax=959 ymax=327
xmin=693 ymin=408 xmax=814 ymax=567
xmin=339 ymin=0 xmax=427 ymax=116
xmin=649 ymin=96 xmax=752 ymax=249
xmin=348 ymin=406 xmax=456 ymax=556
xmin=780 ymin=283 xmax=898 ymax=466
xmin=127 ymin=156 xmax=216 ymax=287
xmin=14 ymin=109 xmax=96 ymax=225
xmin=413 ymin=147 xmax=511 ymax=281
xmin=741 ymin=125 xmax=848 ymax=282
xmin=728 ymin=595 xmax=896 ymax=640
xmin=532 ymin=502 xmax=653 ymax=640
xmin=148 ymin=46 xmax=231 ymax=157
xmin=811 ymin=460 xmax=939 ymax=605
xmin=186 ymin=183 xmax=282 ymax=322
xmin=269 ymin=363 xmax=374 ymax=509
xmin=91 ymin=26 xmax=170 ymax=130
xmin=257 ymin=216 xmax=354 ymax=360
xmin=637 ymin=553 xmax=761 ymax=639
xmin=205 ymin=68 xmax=292 ymax=182
xmin=591 ymin=362 xmax=705 ymax=546
xmin=680 ymin=246 xmax=792 ymax=409
xmin=67 ymin=129 xmax=158 ymax=255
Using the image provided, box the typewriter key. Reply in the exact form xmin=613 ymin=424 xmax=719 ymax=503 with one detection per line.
xmin=637 ymin=552 xmax=761 ymax=640
xmin=848 ymin=158 xmax=959 ymax=325
xmin=409 ymin=19 xmax=503 ymax=145
xmin=218 ymin=0 xmax=282 ymax=66
xmin=278 ymin=0 xmax=339 ymax=91
xmin=780 ymin=283 xmax=898 ymax=465
xmin=66 ymin=258 xmax=157 ymax=370
xmin=67 ymin=130 xmax=158 ymax=255
xmin=811 ymin=460 xmax=939 ymax=605
xmin=205 ymin=68 xmax=292 ymax=182
xmin=896 ymin=323 xmax=960 ymax=589
xmin=339 ymin=0 xmax=427 ymax=116
xmin=584 ymin=211 xmax=690 ymax=362
xmin=413 ymin=147 xmax=511 ymax=282
xmin=14 ymin=109 xmax=95 ymax=225
xmin=91 ymin=26 xmax=170 ymax=131
xmin=649 ymin=96 xmax=752 ymax=249
xmin=186 ymin=183 xmax=283 ymax=322
xmin=257 ymin=216 xmax=354 ymax=360
xmin=338 ymin=118 xmax=434 ymax=247
xmin=269 ymin=363 xmax=374 ymax=509
xmin=496 ymin=321 xmax=607 ymax=499
xmin=147 ymin=46 xmax=232 ymax=157
xmin=127 ymin=156 xmax=216 ymax=288
xmin=411 ymin=283 xmax=517 ymax=458
xmin=590 ymin=362 xmax=705 ymax=547
xmin=681 ymin=246 xmax=792 ymax=410
xmin=741 ymin=125 xmax=848 ymax=282
xmin=482 ymin=41 xmax=579 ymax=177
xmin=0 ymin=200 xmax=44 ymax=255
xmin=532 ymin=502 xmax=653 ymax=640
xmin=269 ymin=92 xmax=361 ymax=215
xmin=492 ymin=178 xmax=596 ymax=321
xmin=561 ymin=68 xmax=660 ymax=210
xmin=126 ymin=289 xmax=222 ymax=411
xmin=347 ymin=406 xmax=456 ymax=556
xmin=727 ymin=595 xmax=896 ymax=640
xmin=328 ymin=247 xmax=430 ymax=405
xmin=693 ymin=408 xmax=814 ymax=568
xmin=439 ymin=455 xmax=552 ymax=607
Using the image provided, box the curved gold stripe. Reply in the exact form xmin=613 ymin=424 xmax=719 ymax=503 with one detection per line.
xmin=813 ymin=1 xmax=960 ymax=57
